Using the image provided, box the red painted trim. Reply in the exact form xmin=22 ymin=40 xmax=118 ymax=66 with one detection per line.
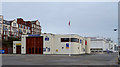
xmin=85 ymin=40 xmax=87 ymax=45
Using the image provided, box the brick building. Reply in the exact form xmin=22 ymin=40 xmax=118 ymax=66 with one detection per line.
xmin=1 ymin=16 xmax=41 ymax=40
xmin=0 ymin=15 xmax=3 ymax=40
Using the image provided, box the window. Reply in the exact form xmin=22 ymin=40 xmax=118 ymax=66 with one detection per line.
xmin=19 ymin=29 xmax=22 ymax=33
xmin=61 ymin=38 xmax=69 ymax=42
xmin=3 ymin=26 xmax=6 ymax=30
xmin=13 ymin=23 xmax=16 ymax=26
xmin=3 ymin=21 xmax=5 ymax=24
xmin=19 ymin=24 xmax=21 ymax=28
xmin=9 ymin=27 xmax=10 ymax=30
xmin=71 ymin=38 xmax=79 ymax=42
xmin=0 ymin=24 xmax=2 ymax=27
xmin=61 ymin=38 xmax=79 ymax=43
xmin=4 ymin=37 xmax=5 ymax=39
xmin=32 ymin=24 xmax=34 ymax=27
xmin=23 ymin=30 xmax=26 ymax=33
xmin=22 ymin=25 xmax=24 ymax=28
xmin=25 ymin=26 xmax=27 ymax=29
xmin=28 ymin=27 xmax=30 ymax=30
xmin=4 ymin=32 xmax=5 ymax=35
xmin=0 ymin=18 xmax=2 ymax=21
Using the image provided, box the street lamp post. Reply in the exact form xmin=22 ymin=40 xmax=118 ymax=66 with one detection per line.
xmin=114 ymin=28 xmax=119 ymax=57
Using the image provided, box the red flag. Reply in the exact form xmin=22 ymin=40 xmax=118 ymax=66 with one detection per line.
xmin=69 ymin=21 xmax=70 ymax=26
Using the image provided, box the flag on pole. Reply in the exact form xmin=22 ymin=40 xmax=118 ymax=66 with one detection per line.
xmin=69 ymin=21 xmax=70 ymax=26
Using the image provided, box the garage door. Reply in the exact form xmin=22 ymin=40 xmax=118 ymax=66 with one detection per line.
xmin=26 ymin=36 xmax=43 ymax=54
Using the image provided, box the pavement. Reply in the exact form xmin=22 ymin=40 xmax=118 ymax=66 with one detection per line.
xmin=1 ymin=53 xmax=119 ymax=65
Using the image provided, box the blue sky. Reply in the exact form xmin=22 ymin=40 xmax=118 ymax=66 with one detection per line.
xmin=2 ymin=2 xmax=118 ymax=43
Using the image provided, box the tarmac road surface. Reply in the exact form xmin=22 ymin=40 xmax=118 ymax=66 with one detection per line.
xmin=2 ymin=53 xmax=118 ymax=65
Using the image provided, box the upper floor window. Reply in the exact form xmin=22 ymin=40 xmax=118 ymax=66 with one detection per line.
xmin=0 ymin=18 xmax=2 ymax=21
xmin=61 ymin=38 xmax=79 ymax=43
xmin=4 ymin=37 xmax=5 ymax=39
xmin=22 ymin=25 xmax=24 ymax=28
xmin=19 ymin=24 xmax=21 ymax=28
xmin=0 ymin=24 xmax=2 ymax=27
xmin=28 ymin=27 xmax=30 ymax=30
xmin=19 ymin=29 xmax=22 ymax=33
xmin=23 ymin=30 xmax=26 ymax=33
xmin=61 ymin=38 xmax=69 ymax=42
xmin=4 ymin=32 xmax=5 ymax=35
xmin=13 ymin=23 xmax=16 ymax=26
xmin=32 ymin=24 xmax=34 ymax=28
xmin=9 ymin=27 xmax=11 ymax=30
xmin=3 ymin=21 xmax=6 ymax=24
xmin=25 ymin=26 xmax=27 ymax=29
xmin=71 ymin=38 xmax=79 ymax=43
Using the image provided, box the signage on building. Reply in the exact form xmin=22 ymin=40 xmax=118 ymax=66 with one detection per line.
xmin=28 ymin=34 xmax=40 ymax=37
xmin=43 ymin=48 xmax=46 ymax=52
xmin=0 ymin=50 xmax=5 ymax=54
xmin=47 ymin=48 xmax=50 ymax=52
xmin=45 ymin=36 xmax=49 ymax=41
xmin=56 ymin=49 xmax=58 ymax=52
xmin=80 ymin=40 xmax=82 ymax=44
xmin=66 ymin=43 xmax=69 ymax=49
xmin=16 ymin=43 xmax=21 ymax=46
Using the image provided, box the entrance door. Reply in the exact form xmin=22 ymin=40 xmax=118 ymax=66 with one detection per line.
xmin=16 ymin=46 xmax=21 ymax=54
xmin=26 ymin=37 xmax=43 ymax=54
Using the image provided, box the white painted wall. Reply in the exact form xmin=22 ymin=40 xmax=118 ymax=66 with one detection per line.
xmin=42 ymin=34 xmax=88 ymax=54
xmin=85 ymin=38 xmax=91 ymax=54
xmin=19 ymin=34 xmax=90 ymax=54
xmin=41 ymin=34 xmax=54 ymax=54
xmin=21 ymin=35 xmax=28 ymax=54
xmin=52 ymin=34 xmax=81 ymax=54
xmin=13 ymin=41 xmax=21 ymax=54
xmin=91 ymin=41 xmax=104 ymax=49
xmin=11 ymin=20 xmax=18 ymax=28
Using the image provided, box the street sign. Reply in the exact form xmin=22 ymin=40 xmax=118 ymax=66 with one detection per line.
xmin=66 ymin=43 xmax=69 ymax=49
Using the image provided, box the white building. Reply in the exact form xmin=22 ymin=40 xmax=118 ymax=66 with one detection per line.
xmin=13 ymin=33 xmax=91 ymax=54
xmin=90 ymin=37 xmax=118 ymax=53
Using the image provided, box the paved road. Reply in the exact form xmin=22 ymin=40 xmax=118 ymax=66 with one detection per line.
xmin=2 ymin=53 xmax=118 ymax=65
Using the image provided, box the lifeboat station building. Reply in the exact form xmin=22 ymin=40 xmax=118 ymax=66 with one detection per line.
xmin=13 ymin=33 xmax=91 ymax=55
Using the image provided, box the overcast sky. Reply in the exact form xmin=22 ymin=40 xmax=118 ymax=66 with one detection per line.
xmin=2 ymin=2 xmax=118 ymax=43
